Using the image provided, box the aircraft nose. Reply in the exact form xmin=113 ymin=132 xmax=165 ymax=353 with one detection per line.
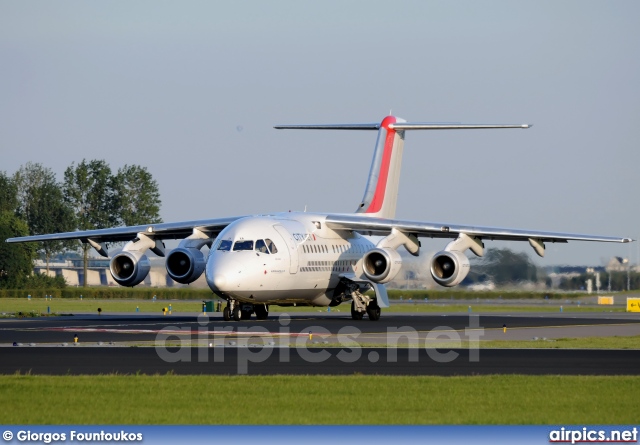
xmin=206 ymin=255 xmax=241 ymax=292
xmin=212 ymin=273 xmax=227 ymax=291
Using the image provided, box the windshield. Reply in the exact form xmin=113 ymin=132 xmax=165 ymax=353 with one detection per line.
xmin=265 ymin=238 xmax=278 ymax=253
xmin=255 ymin=239 xmax=269 ymax=254
xmin=233 ymin=240 xmax=254 ymax=251
xmin=217 ymin=240 xmax=232 ymax=251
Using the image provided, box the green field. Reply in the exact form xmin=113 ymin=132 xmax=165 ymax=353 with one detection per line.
xmin=0 ymin=298 xmax=623 ymax=316
xmin=0 ymin=374 xmax=636 ymax=424
xmin=0 ymin=298 xmax=208 ymax=315
xmin=306 ymin=336 xmax=640 ymax=350
xmin=0 ymin=287 xmax=597 ymax=300
xmin=474 ymin=335 xmax=640 ymax=349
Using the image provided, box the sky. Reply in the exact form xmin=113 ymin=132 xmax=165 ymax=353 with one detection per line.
xmin=1 ymin=1 xmax=639 ymax=267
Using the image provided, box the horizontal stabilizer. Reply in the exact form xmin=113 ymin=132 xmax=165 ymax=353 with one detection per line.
xmin=274 ymin=123 xmax=380 ymax=130
xmin=275 ymin=122 xmax=531 ymax=131
xmin=391 ymin=123 xmax=531 ymax=130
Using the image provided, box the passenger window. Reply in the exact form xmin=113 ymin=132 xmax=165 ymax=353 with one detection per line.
xmin=217 ymin=240 xmax=232 ymax=251
xmin=265 ymin=239 xmax=278 ymax=254
xmin=256 ymin=239 xmax=269 ymax=254
xmin=233 ymin=240 xmax=254 ymax=251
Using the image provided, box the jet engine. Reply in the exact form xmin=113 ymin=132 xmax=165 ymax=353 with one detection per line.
xmin=430 ymin=250 xmax=470 ymax=287
xmin=362 ymin=248 xmax=402 ymax=284
xmin=166 ymin=247 xmax=206 ymax=284
xmin=109 ymin=251 xmax=150 ymax=287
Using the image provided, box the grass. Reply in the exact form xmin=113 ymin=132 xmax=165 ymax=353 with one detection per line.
xmin=0 ymin=287 xmax=597 ymax=300
xmin=0 ymin=298 xmax=207 ymax=315
xmin=0 ymin=298 xmax=625 ymax=316
xmin=426 ymin=335 xmax=640 ymax=350
xmin=300 ymin=335 xmax=640 ymax=350
xmin=345 ymin=304 xmax=623 ymax=313
xmin=482 ymin=335 xmax=640 ymax=349
xmin=0 ymin=374 xmax=637 ymax=424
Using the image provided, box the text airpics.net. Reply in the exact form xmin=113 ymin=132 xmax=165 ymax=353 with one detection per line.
xmin=549 ymin=427 xmax=638 ymax=444
xmin=153 ymin=313 xmax=485 ymax=373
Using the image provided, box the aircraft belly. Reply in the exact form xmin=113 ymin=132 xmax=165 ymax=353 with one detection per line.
xmin=230 ymin=272 xmax=335 ymax=306
xmin=231 ymin=288 xmax=331 ymax=306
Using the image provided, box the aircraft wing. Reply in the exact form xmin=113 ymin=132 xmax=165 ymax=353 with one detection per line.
xmin=325 ymin=214 xmax=632 ymax=244
xmin=4 ymin=216 xmax=244 ymax=244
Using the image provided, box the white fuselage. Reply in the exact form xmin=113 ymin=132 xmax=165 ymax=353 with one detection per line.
xmin=205 ymin=212 xmax=376 ymax=306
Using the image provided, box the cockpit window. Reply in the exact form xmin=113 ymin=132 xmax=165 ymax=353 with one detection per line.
xmin=265 ymin=238 xmax=278 ymax=254
xmin=233 ymin=240 xmax=254 ymax=251
xmin=255 ymin=239 xmax=269 ymax=254
xmin=217 ymin=240 xmax=232 ymax=251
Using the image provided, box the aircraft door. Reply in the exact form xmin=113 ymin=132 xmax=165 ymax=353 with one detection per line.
xmin=273 ymin=224 xmax=299 ymax=274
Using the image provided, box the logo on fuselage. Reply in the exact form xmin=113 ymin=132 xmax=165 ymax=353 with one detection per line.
xmin=292 ymin=233 xmax=312 ymax=242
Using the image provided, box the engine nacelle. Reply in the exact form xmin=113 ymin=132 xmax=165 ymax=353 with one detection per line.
xmin=109 ymin=251 xmax=150 ymax=287
xmin=362 ymin=248 xmax=402 ymax=284
xmin=430 ymin=250 xmax=470 ymax=287
xmin=166 ymin=247 xmax=206 ymax=284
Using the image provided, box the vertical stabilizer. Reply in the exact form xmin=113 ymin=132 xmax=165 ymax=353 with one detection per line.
xmin=355 ymin=116 xmax=405 ymax=219
xmin=274 ymin=116 xmax=530 ymax=220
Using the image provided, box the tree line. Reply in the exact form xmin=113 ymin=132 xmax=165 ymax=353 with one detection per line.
xmin=0 ymin=160 xmax=162 ymax=288
xmin=463 ymin=248 xmax=539 ymax=286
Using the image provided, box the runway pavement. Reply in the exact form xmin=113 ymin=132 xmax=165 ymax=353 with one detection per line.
xmin=1 ymin=311 xmax=640 ymax=346
xmin=1 ymin=346 xmax=638 ymax=375
xmin=0 ymin=312 xmax=639 ymax=375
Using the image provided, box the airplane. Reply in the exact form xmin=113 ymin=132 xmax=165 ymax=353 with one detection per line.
xmin=6 ymin=115 xmax=633 ymax=321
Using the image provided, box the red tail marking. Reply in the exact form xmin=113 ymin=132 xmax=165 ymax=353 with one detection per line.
xmin=364 ymin=116 xmax=397 ymax=214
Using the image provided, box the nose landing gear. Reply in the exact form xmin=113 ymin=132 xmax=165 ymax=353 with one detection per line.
xmin=223 ymin=300 xmax=269 ymax=321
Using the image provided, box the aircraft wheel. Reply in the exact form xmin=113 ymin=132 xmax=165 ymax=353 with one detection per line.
xmin=233 ymin=306 xmax=243 ymax=322
xmin=241 ymin=309 xmax=252 ymax=320
xmin=255 ymin=304 xmax=269 ymax=320
xmin=351 ymin=301 xmax=364 ymax=320
xmin=223 ymin=306 xmax=231 ymax=321
xmin=366 ymin=302 xmax=381 ymax=321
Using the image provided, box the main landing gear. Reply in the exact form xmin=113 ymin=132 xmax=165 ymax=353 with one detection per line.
xmin=222 ymin=300 xmax=269 ymax=322
xmin=350 ymin=289 xmax=381 ymax=321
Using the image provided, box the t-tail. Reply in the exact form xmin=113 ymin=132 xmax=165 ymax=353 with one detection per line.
xmin=275 ymin=116 xmax=531 ymax=219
